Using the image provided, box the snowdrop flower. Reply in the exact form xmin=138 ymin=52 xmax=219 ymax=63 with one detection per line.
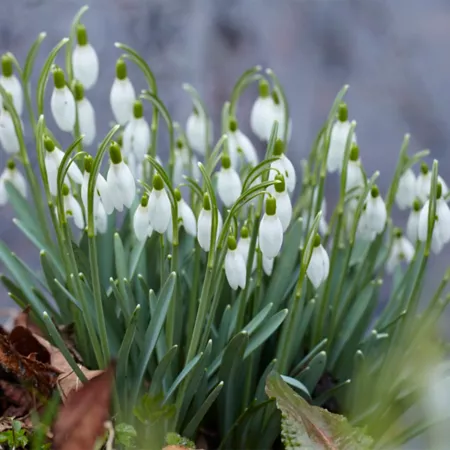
xmin=395 ymin=168 xmax=416 ymax=210
xmin=416 ymin=163 xmax=448 ymax=203
xmin=227 ymin=118 xmax=258 ymax=168
xmin=250 ymin=79 xmax=274 ymax=141
xmin=167 ymin=189 xmax=196 ymax=243
xmin=268 ymin=139 xmax=296 ymax=194
xmin=44 ymin=136 xmax=83 ymax=196
xmin=72 ymin=24 xmax=99 ymax=90
xmin=73 ymin=81 xmax=96 ymax=146
xmin=259 ymin=196 xmax=283 ymax=259
xmin=237 ymin=225 xmax=256 ymax=272
xmin=50 ymin=67 xmax=76 ymax=132
xmin=93 ymin=201 xmax=108 ymax=235
xmin=406 ymin=199 xmax=421 ymax=243
xmin=306 ymin=234 xmax=330 ymax=289
xmin=61 ymin=184 xmax=84 ymax=230
xmin=0 ymin=160 xmax=26 ymax=206
xmin=345 ymin=144 xmax=365 ymax=194
xmin=225 ymin=236 xmax=247 ymax=290
xmin=272 ymin=174 xmax=292 ymax=232
xmin=217 ymin=153 xmax=242 ymax=207
xmin=148 ymin=174 xmax=171 ymax=234
xmin=106 ymin=142 xmax=136 ymax=212
xmin=186 ymin=107 xmax=213 ymax=156
xmin=133 ymin=193 xmax=153 ymax=242
xmin=356 ymin=185 xmax=387 ymax=241
xmin=0 ymin=54 xmax=23 ymax=116
xmin=418 ymin=183 xmax=450 ymax=254
xmin=122 ymin=100 xmax=151 ymax=161
xmin=0 ymin=98 xmax=21 ymax=155
xmin=110 ymin=59 xmax=136 ymax=125
xmin=173 ymin=139 xmax=200 ymax=186
xmin=386 ymin=229 xmax=415 ymax=274
xmin=197 ymin=193 xmax=223 ymax=252
xmin=327 ymin=102 xmax=356 ymax=173
xmin=262 ymin=255 xmax=274 ymax=276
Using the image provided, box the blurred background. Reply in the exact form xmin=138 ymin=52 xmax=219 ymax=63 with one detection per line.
xmin=1 ymin=0 xmax=450 ymax=313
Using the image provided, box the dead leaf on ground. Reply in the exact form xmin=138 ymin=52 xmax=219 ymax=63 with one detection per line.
xmin=52 ymin=362 xmax=115 ymax=450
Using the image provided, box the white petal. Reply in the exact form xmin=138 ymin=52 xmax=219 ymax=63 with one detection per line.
xmin=0 ymin=75 xmax=23 ymax=116
xmin=437 ymin=199 xmax=450 ymax=244
xmin=346 ymin=161 xmax=364 ymax=193
xmin=110 ymin=78 xmax=136 ymax=125
xmin=51 ymin=87 xmax=76 ymax=132
xmin=327 ymin=121 xmax=355 ymax=173
xmin=416 ymin=172 xmax=431 ymax=203
xmin=148 ymin=189 xmax=171 ymax=233
xmin=262 ymin=255 xmax=274 ymax=276
xmin=0 ymin=110 xmax=20 ymax=154
xmin=133 ymin=204 xmax=151 ymax=241
xmin=280 ymin=154 xmax=296 ymax=193
xmin=186 ymin=113 xmax=212 ymax=156
xmin=72 ymin=44 xmax=99 ymax=89
xmin=94 ymin=200 xmax=108 ymax=235
xmin=259 ymin=214 xmax=283 ymax=258
xmin=9 ymin=168 xmax=27 ymax=198
xmin=217 ymin=167 xmax=242 ymax=207
xmin=123 ymin=117 xmax=151 ymax=160
xmin=250 ymin=97 xmax=276 ymax=141
xmin=97 ymin=174 xmax=114 ymax=215
xmin=225 ymin=249 xmax=247 ymax=290
xmin=306 ymin=245 xmax=330 ymax=289
xmin=65 ymin=195 xmax=85 ymax=230
xmin=417 ymin=201 xmax=430 ymax=242
xmin=406 ymin=210 xmax=420 ymax=242
xmin=64 ymin=150 xmax=84 ymax=185
xmin=365 ymin=195 xmax=387 ymax=235
xmin=438 ymin=176 xmax=449 ymax=197
xmin=0 ymin=177 xmax=7 ymax=205
xmin=228 ymin=130 xmax=258 ymax=167
xmin=117 ymin=162 xmax=136 ymax=208
xmin=197 ymin=208 xmax=212 ymax=252
xmin=179 ymin=199 xmax=196 ymax=236
xmin=395 ymin=168 xmax=416 ymax=210
xmin=275 ymin=191 xmax=292 ymax=232
xmin=107 ymin=162 xmax=136 ymax=211
xmin=45 ymin=152 xmax=59 ymax=196
xmin=77 ymin=97 xmax=96 ymax=146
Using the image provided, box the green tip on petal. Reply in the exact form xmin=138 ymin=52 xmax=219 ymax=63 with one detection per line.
xmin=259 ymin=79 xmax=270 ymax=98
xmin=152 ymin=173 xmax=164 ymax=191
xmin=265 ymin=196 xmax=277 ymax=216
xmin=109 ymin=142 xmax=122 ymax=164
xmin=133 ymin=100 xmax=143 ymax=119
xmin=420 ymin=163 xmax=429 ymax=175
xmin=176 ymin=138 xmax=184 ymax=149
xmin=274 ymin=174 xmax=286 ymax=193
xmin=141 ymin=193 xmax=149 ymax=207
xmin=44 ymin=136 xmax=55 ymax=152
xmin=61 ymin=184 xmax=70 ymax=196
xmin=338 ymin=102 xmax=348 ymax=122
xmin=6 ymin=159 xmax=15 ymax=170
xmin=313 ymin=234 xmax=321 ymax=247
xmin=229 ymin=118 xmax=238 ymax=133
xmin=221 ymin=153 xmax=231 ymax=169
xmin=413 ymin=199 xmax=421 ymax=211
xmin=371 ymin=185 xmax=379 ymax=198
xmin=437 ymin=182 xmax=442 ymax=199
xmin=394 ymin=227 xmax=403 ymax=239
xmin=116 ymin=59 xmax=127 ymax=80
xmin=53 ymin=67 xmax=66 ymax=89
xmin=227 ymin=236 xmax=237 ymax=251
xmin=73 ymin=80 xmax=84 ymax=101
xmin=84 ymin=155 xmax=93 ymax=173
xmin=174 ymin=188 xmax=182 ymax=202
xmin=271 ymin=90 xmax=280 ymax=105
xmin=349 ymin=143 xmax=359 ymax=161
xmin=241 ymin=226 xmax=249 ymax=239
xmin=76 ymin=24 xmax=88 ymax=46
xmin=1 ymin=54 xmax=13 ymax=77
xmin=203 ymin=193 xmax=211 ymax=211
xmin=192 ymin=106 xmax=199 ymax=116
xmin=273 ymin=139 xmax=284 ymax=156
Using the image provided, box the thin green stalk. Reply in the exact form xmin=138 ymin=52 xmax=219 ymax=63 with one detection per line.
xmin=166 ymin=239 xmax=179 ymax=348
xmin=160 ymin=234 xmax=165 ymax=288
xmin=186 ymin=245 xmax=202 ymax=348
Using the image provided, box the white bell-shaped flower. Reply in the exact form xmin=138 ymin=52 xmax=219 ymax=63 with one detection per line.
xmin=110 ymin=59 xmax=136 ymax=125
xmin=0 ymin=55 xmax=23 ymax=116
xmin=96 ymin=173 xmax=114 ymax=215
xmin=345 ymin=144 xmax=365 ymax=194
xmin=250 ymin=79 xmax=276 ymax=141
xmin=386 ymin=229 xmax=415 ymax=274
xmin=94 ymin=200 xmax=108 ymax=235
xmin=327 ymin=103 xmax=356 ymax=173
xmin=186 ymin=108 xmax=213 ymax=156
xmin=259 ymin=196 xmax=284 ymax=259
xmin=61 ymin=184 xmax=84 ymax=230
xmin=227 ymin=118 xmax=258 ymax=168
xmin=0 ymin=160 xmax=26 ymax=206
xmin=306 ymin=234 xmax=330 ymax=289
xmin=73 ymin=81 xmax=96 ymax=146
xmin=268 ymin=139 xmax=296 ymax=194
xmin=50 ymin=68 xmax=76 ymax=132
xmin=356 ymin=185 xmax=387 ymax=241
xmin=44 ymin=136 xmax=83 ymax=196
xmin=272 ymin=174 xmax=292 ymax=232
xmin=197 ymin=193 xmax=223 ymax=252
xmin=122 ymin=100 xmax=151 ymax=161
xmin=173 ymin=139 xmax=200 ymax=186
xmin=167 ymin=189 xmax=196 ymax=243
xmin=72 ymin=24 xmax=99 ymax=90
xmin=133 ymin=194 xmax=153 ymax=241
xmin=225 ymin=236 xmax=247 ymax=290
xmin=416 ymin=163 xmax=448 ymax=203
xmin=262 ymin=255 xmax=274 ymax=276
xmin=395 ymin=168 xmax=416 ymax=210
xmin=148 ymin=174 xmax=171 ymax=234
xmin=237 ymin=226 xmax=256 ymax=272
xmin=0 ymin=103 xmax=21 ymax=155
xmin=418 ymin=183 xmax=450 ymax=254
xmin=406 ymin=199 xmax=421 ymax=243
xmin=106 ymin=142 xmax=136 ymax=212
xmin=217 ymin=153 xmax=242 ymax=208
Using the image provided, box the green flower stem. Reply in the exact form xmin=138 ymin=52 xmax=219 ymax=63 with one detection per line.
xmin=160 ymin=234 xmax=166 ymax=291
xmin=229 ymin=65 xmax=262 ymax=117
xmin=186 ymin=244 xmax=202 ymax=347
xmin=266 ymin=69 xmax=289 ymax=145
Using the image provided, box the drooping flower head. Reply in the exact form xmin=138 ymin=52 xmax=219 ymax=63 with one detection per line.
xmin=306 ymin=234 xmax=330 ymax=289
xmin=406 ymin=199 xmax=421 ymax=243
xmin=386 ymin=228 xmax=415 ymax=274
xmin=345 ymin=143 xmax=364 ymax=194
xmin=217 ymin=152 xmax=242 ymax=208
xmin=110 ymin=58 xmax=136 ymax=126
xmin=273 ymin=174 xmax=292 ymax=232
xmin=167 ymin=188 xmax=197 ymax=243
xmin=0 ymin=53 xmax=23 ymax=116
xmin=197 ymin=192 xmax=223 ymax=252
xmin=51 ymin=67 xmax=76 ymax=132
xmin=227 ymin=117 xmax=258 ymax=168
xmin=148 ymin=173 xmax=171 ymax=234
xmin=72 ymin=24 xmax=99 ymax=90
xmin=122 ymin=100 xmax=151 ymax=162
xmin=186 ymin=106 xmax=213 ymax=156
xmin=356 ymin=185 xmax=387 ymax=241
xmin=0 ymin=159 xmax=27 ymax=206
xmin=250 ymin=79 xmax=274 ymax=141
xmin=225 ymin=235 xmax=247 ymax=290
xmin=269 ymin=139 xmax=296 ymax=194
xmin=61 ymin=183 xmax=84 ymax=230
xmin=0 ymin=92 xmax=21 ymax=155
xmin=259 ymin=195 xmax=283 ymax=259
xmin=73 ymin=80 xmax=96 ymax=146
xmin=133 ymin=193 xmax=153 ymax=242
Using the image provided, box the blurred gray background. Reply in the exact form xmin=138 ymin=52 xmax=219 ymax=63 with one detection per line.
xmin=1 ymin=0 xmax=450 ymax=312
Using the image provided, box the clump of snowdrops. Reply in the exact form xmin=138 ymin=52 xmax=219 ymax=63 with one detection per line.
xmin=1 ymin=6 xmax=450 ymax=449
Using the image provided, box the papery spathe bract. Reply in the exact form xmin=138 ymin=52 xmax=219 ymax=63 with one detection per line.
xmin=167 ymin=189 xmax=196 ymax=243
xmin=0 ymin=160 xmax=26 ymax=206
xmin=0 ymin=54 xmax=23 ymax=116
xmin=217 ymin=153 xmax=242 ymax=208
xmin=406 ymin=200 xmax=421 ymax=242
xmin=228 ymin=118 xmax=258 ymax=168
xmin=133 ymin=194 xmax=153 ymax=242
xmin=395 ymin=168 xmax=416 ymax=210
xmin=259 ymin=196 xmax=283 ymax=259
xmin=197 ymin=193 xmax=223 ymax=252
xmin=306 ymin=235 xmax=330 ymax=289
xmin=122 ymin=100 xmax=151 ymax=161
xmin=73 ymin=81 xmax=96 ymax=146
xmin=61 ymin=184 xmax=84 ymax=230
xmin=0 ymin=107 xmax=21 ymax=155
xmin=51 ymin=68 xmax=76 ymax=132
xmin=225 ymin=237 xmax=246 ymax=290
xmin=148 ymin=174 xmax=171 ymax=234
xmin=72 ymin=24 xmax=99 ymax=90
xmin=386 ymin=229 xmax=415 ymax=274
xmin=186 ymin=109 xmax=212 ymax=156
xmin=110 ymin=59 xmax=136 ymax=126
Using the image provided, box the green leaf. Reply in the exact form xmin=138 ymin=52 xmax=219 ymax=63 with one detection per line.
xmin=297 ymin=351 xmax=327 ymax=393
xmin=115 ymin=423 xmax=137 ymax=448
xmin=266 ymin=372 xmax=373 ymax=449
xmin=280 ymin=375 xmax=311 ymax=400
xmin=243 ymin=302 xmax=273 ymax=335
xmin=23 ymin=32 xmax=47 ymax=82
xmin=149 ymin=345 xmax=179 ymax=397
